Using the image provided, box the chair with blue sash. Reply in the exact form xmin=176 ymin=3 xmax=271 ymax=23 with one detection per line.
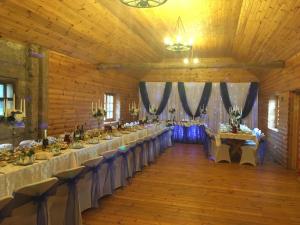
xmin=133 ymin=139 xmax=144 ymax=172
xmin=125 ymin=141 xmax=138 ymax=178
xmin=2 ymin=178 xmax=58 ymax=225
xmin=77 ymin=156 xmax=104 ymax=211
xmin=48 ymin=166 xmax=85 ymax=225
xmin=0 ymin=196 xmax=13 ymax=224
xmin=99 ymin=149 xmax=118 ymax=196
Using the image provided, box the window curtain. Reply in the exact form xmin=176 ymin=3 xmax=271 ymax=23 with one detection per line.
xmin=139 ymin=82 xmax=258 ymax=132
xmin=220 ymin=82 xmax=259 ymax=119
xmin=178 ymin=82 xmax=212 ymax=118
xmin=139 ymin=82 xmax=172 ymax=115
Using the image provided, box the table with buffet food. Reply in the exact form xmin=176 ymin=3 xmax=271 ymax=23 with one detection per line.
xmin=0 ymin=122 xmax=167 ymax=198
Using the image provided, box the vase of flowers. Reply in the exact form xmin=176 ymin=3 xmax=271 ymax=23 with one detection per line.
xmin=149 ymin=105 xmax=158 ymax=122
xmin=15 ymin=147 xmax=36 ymax=165
xmin=229 ymin=106 xmax=242 ymax=133
xmin=168 ymin=107 xmax=176 ymax=122
xmin=93 ymin=107 xmax=107 ymax=128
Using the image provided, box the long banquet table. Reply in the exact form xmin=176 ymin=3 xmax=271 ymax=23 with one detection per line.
xmin=0 ymin=123 xmax=167 ymax=198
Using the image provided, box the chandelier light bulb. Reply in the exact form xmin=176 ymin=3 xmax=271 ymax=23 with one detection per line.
xmin=183 ymin=58 xmax=189 ymax=64
xmin=176 ymin=35 xmax=182 ymax=43
xmin=193 ymin=58 xmax=199 ymax=64
xmin=164 ymin=37 xmax=171 ymax=45
xmin=189 ymin=38 xmax=194 ymax=45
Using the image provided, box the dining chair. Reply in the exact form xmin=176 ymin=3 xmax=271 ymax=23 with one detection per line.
xmin=133 ymin=139 xmax=144 ymax=172
xmin=0 ymin=196 xmax=14 ymax=224
xmin=212 ymin=139 xmax=231 ymax=163
xmin=125 ymin=141 xmax=137 ymax=178
xmin=48 ymin=166 xmax=85 ymax=225
xmin=100 ymin=149 xmax=118 ymax=196
xmin=2 ymin=178 xmax=58 ymax=225
xmin=78 ymin=156 xmax=104 ymax=211
xmin=240 ymin=145 xmax=257 ymax=166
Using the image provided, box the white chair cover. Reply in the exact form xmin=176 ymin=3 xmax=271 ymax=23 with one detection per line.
xmin=48 ymin=167 xmax=84 ymax=225
xmin=78 ymin=156 xmax=104 ymax=211
xmin=2 ymin=178 xmax=58 ymax=225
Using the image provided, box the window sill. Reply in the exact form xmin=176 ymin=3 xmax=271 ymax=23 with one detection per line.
xmin=268 ymin=127 xmax=279 ymax=132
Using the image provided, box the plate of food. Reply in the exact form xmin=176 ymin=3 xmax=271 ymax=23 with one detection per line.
xmin=87 ymin=139 xmax=99 ymax=144
xmin=70 ymin=143 xmax=85 ymax=149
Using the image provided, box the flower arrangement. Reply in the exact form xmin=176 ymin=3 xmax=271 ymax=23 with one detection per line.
xmin=229 ymin=105 xmax=242 ymax=133
xmin=14 ymin=146 xmax=36 ymax=165
xmin=169 ymin=107 xmax=176 ymax=114
xmin=149 ymin=105 xmax=158 ymax=115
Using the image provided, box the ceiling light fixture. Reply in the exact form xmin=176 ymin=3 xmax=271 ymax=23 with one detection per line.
xmin=164 ymin=16 xmax=193 ymax=52
xmin=183 ymin=58 xmax=189 ymax=64
xmin=120 ymin=0 xmax=167 ymax=8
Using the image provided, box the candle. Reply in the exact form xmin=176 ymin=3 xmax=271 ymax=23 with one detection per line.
xmin=92 ymin=101 xmax=94 ymax=113
xmin=4 ymin=99 xmax=7 ymax=117
xmin=20 ymin=98 xmax=23 ymax=113
xmin=95 ymin=102 xmax=98 ymax=111
xmin=13 ymin=94 xmax=16 ymax=111
xmin=98 ymin=99 xmax=100 ymax=109
xmin=44 ymin=129 xmax=47 ymax=139
xmin=23 ymin=98 xmax=26 ymax=117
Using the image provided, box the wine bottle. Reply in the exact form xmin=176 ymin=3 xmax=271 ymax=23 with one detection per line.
xmin=74 ymin=125 xmax=80 ymax=142
xmin=42 ymin=129 xmax=48 ymax=149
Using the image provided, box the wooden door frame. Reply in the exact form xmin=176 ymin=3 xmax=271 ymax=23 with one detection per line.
xmin=287 ymin=91 xmax=300 ymax=170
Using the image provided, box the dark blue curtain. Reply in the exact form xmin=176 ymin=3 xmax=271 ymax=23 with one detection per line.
xmin=220 ymin=82 xmax=232 ymax=114
xmin=195 ymin=83 xmax=212 ymax=117
xmin=178 ymin=82 xmax=212 ymax=118
xmin=139 ymin=82 xmax=151 ymax=113
xmin=156 ymin=82 xmax=172 ymax=115
xmin=139 ymin=82 xmax=172 ymax=115
xmin=178 ymin=82 xmax=193 ymax=117
xmin=242 ymin=82 xmax=259 ymax=119
xmin=220 ymin=82 xmax=259 ymax=118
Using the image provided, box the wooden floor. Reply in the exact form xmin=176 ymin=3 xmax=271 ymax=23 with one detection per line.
xmin=83 ymin=144 xmax=300 ymax=225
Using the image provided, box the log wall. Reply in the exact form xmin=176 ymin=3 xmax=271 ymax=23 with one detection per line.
xmin=48 ymin=51 xmax=139 ymax=135
xmin=259 ymin=52 xmax=300 ymax=169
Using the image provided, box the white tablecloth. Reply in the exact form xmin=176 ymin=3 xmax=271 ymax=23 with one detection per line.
xmin=0 ymin=124 xmax=168 ymax=198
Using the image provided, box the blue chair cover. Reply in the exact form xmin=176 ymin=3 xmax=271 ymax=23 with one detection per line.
xmin=10 ymin=184 xmax=57 ymax=225
xmin=117 ymin=150 xmax=129 ymax=187
xmin=258 ymin=140 xmax=267 ymax=165
xmin=63 ymin=175 xmax=82 ymax=225
xmin=130 ymin=146 xmax=137 ymax=175
xmin=0 ymin=201 xmax=13 ymax=223
xmin=138 ymin=142 xmax=145 ymax=170
xmin=85 ymin=163 xmax=102 ymax=208
xmin=103 ymin=155 xmax=116 ymax=194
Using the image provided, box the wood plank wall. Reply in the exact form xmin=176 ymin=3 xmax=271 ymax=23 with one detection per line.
xmin=140 ymin=58 xmax=259 ymax=82
xmin=259 ymin=52 xmax=300 ymax=169
xmin=48 ymin=51 xmax=139 ymax=135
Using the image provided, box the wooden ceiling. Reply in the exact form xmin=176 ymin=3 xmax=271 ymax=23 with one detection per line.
xmin=0 ymin=0 xmax=300 ymax=66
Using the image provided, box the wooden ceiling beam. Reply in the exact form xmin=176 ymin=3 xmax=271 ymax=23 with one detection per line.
xmin=97 ymin=60 xmax=285 ymax=70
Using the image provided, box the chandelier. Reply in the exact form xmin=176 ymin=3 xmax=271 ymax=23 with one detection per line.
xmin=120 ymin=0 xmax=168 ymax=8
xmin=164 ymin=16 xmax=193 ymax=52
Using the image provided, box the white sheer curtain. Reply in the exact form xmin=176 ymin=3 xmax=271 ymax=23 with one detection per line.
xmin=139 ymin=82 xmax=258 ymax=132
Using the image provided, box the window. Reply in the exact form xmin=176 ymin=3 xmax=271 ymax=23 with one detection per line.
xmin=268 ymin=96 xmax=280 ymax=130
xmin=104 ymin=93 xmax=115 ymax=121
xmin=0 ymin=82 xmax=14 ymax=117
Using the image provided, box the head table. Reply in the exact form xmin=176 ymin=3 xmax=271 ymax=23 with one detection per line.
xmin=0 ymin=123 xmax=165 ymax=198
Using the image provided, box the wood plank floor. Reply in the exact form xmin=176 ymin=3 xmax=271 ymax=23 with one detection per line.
xmin=82 ymin=144 xmax=300 ymax=225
